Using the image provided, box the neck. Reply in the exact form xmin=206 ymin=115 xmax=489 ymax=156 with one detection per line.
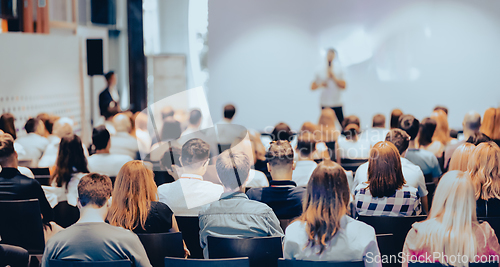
xmin=223 ymin=118 xmax=232 ymax=123
xmin=270 ymin=170 xmax=293 ymax=181
xmin=0 ymin=158 xmax=17 ymax=169
xmin=77 ymin=206 xmax=107 ymax=223
xmin=463 ymin=129 xmax=478 ymax=140
xmin=408 ymin=140 xmax=417 ymax=149
xmin=95 ymin=149 xmax=109 ymax=154
xmin=181 ymin=169 xmax=205 ymax=177
xmin=223 ymin=187 xmax=243 ymax=194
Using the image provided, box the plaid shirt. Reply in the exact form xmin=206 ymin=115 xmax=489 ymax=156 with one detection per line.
xmin=354 ymin=183 xmax=421 ymax=217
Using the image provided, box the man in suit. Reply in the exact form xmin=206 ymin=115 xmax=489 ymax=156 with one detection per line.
xmin=99 ymin=71 xmax=120 ymax=120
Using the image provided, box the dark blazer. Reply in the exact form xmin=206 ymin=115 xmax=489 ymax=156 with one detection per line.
xmin=132 ymin=201 xmax=174 ymax=234
xmin=0 ymin=168 xmax=53 ymax=224
xmin=99 ymin=88 xmax=114 ymax=118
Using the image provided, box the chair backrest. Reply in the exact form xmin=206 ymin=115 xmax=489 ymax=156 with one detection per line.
xmin=48 ymin=260 xmax=131 ymax=267
xmin=164 ymin=257 xmax=250 ymax=267
xmin=35 ymin=176 xmax=51 ymax=186
xmin=18 ymin=159 xmax=33 ymax=167
xmin=109 ymin=176 xmax=116 ymax=187
xmin=375 ymin=234 xmax=397 ymax=262
xmin=152 ymin=171 xmax=175 ymax=187
xmin=29 ymin=167 xmax=50 ymax=176
xmin=0 ymin=199 xmax=45 ymax=253
xmin=340 ymin=159 xmax=368 ymax=173
xmin=53 ymin=201 xmax=80 ymax=228
xmin=207 ymin=236 xmax=283 ymax=267
xmin=137 ymin=232 xmax=184 ymax=267
xmin=175 ymin=216 xmax=204 ymax=259
xmin=425 ymin=182 xmax=436 ymax=209
xmin=278 ymin=259 xmax=364 ymax=267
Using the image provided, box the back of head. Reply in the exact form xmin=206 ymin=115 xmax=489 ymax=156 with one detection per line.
xmin=92 ymin=125 xmax=110 ymax=150
xmin=417 ymin=117 xmax=437 ymax=147
xmin=466 ymin=132 xmax=491 ymax=146
xmin=161 ymin=106 xmax=175 ymax=120
xmin=271 ymin=122 xmax=293 ymax=142
xmin=467 ymin=141 xmax=500 ymax=200
xmin=300 ymin=161 xmax=349 ymax=254
xmin=318 ymin=109 xmax=336 ymax=129
xmin=431 ymin=110 xmax=451 ymax=145
xmin=223 ymin=104 xmax=236 ymax=120
xmin=368 ymin=141 xmax=405 ymax=198
xmin=104 ymin=71 xmax=115 ymax=84
xmin=385 ymin=129 xmax=410 ymax=155
xmin=0 ymin=113 xmax=16 ymax=140
xmin=108 ymin=160 xmax=157 ymax=231
xmin=300 ymin=122 xmax=318 ymax=134
xmin=216 ymin=150 xmax=251 ymax=191
xmin=480 ymin=108 xmax=500 ymax=140
xmin=433 ymin=106 xmax=448 ymax=116
xmin=449 ymin=143 xmax=476 ymax=172
xmin=342 ymin=115 xmax=360 ymax=130
xmin=113 ymin=113 xmax=132 ymax=133
xmin=0 ymin=133 xmax=15 ymax=164
xmin=181 ymin=138 xmax=210 ymax=167
xmin=24 ymin=118 xmax=43 ymax=135
xmin=390 ymin=109 xmax=403 ymax=129
xmin=52 ymin=134 xmax=89 ymax=188
xmin=37 ymin=114 xmax=59 ymax=135
xmin=463 ymin=111 xmax=481 ymax=133
xmin=398 ymin=114 xmax=419 ymax=140
xmin=134 ymin=111 xmax=148 ymax=131
xmin=189 ymin=109 xmax=202 ymax=126
xmin=417 ymin=171 xmax=477 ymax=261
xmin=343 ymin=123 xmax=360 ymax=140
xmin=266 ymin=140 xmax=294 ymax=169
xmin=296 ymin=133 xmax=317 ymax=157
xmin=161 ymin=117 xmax=182 ymax=141
xmin=372 ymin=114 xmax=386 ymax=128
xmin=78 ymin=173 xmax=112 ymax=208
xmin=53 ymin=117 xmax=74 ymax=139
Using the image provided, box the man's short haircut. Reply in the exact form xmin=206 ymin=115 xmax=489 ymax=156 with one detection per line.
xmin=92 ymin=126 xmax=110 ymax=150
xmin=390 ymin=109 xmax=403 ymax=129
xmin=398 ymin=115 xmax=420 ymax=140
xmin=77 ymin=173 xmax=112 ymax=207
xmin=189 ymin=109 xmax=202 ymax=125
xmin=467 ymin=132 xmax=492 ymax=146
xmin=181 ymin=138 xmax=210 ymax=166
xmin=104 ymin=71 xmax=115 ymax=82
xmin=296 ymin=133 xmax=316 ymax=157
xmin=24 ymin=118 xmax=40 ymax=134
xmin=216 ymin=150 xmax=250 ymax=190
xmin=266 ymin=140 xmax=294 ymax=167
xmin=342 ymin=115 xmax=360 ymax=130
xmin=372 ymin=114 xmax=386 ymax=128
xmin=0 ymin=133 xmax=15 ymax=159
xmin=385 ymin=129 xmax=410 ymax=155
xmin=434 ymin=106 xmax=448 ymax=115
xmin=223 ymin=104 xmax=236 ymax=120
xmin=271 ymin=123 xmax=293 ymax=142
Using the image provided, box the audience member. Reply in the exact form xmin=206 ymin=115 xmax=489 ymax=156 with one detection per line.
xmin=390 ymin=109 xmax=403 ymax=129
xmin=233 ymin=136 xmax=269 ymax=188
xmin=399 ymin=115 xmax=442 ymax=180
xmin=213 ymin=104 xmax=241 ymax=145
xmin=402 ymin=171 xmax=500 ymax=266
xmin=466 ymin=131 xmax=492 ymax=146
xmin=448 ymin=143 xmax=476 ymax=172
xmin=292 ymin=133 xmax=318 ymax=186
xmin=41 ymin=173 xmax=151 ymax=267
xmin=248 ymin=130 xmax=271 ymax=180
xmin=199 ymin=150 xmax=283 ymax=258
xmin=15 ymin=118 xmax=49 ymax=166
xmin=298 ymin=122 xmax=328 ymax=160
xmin=44 ymin=134 xmax=89 ymax=208
xmin=0 ymin=133 xmax=53 ymax=226
xmin=433 ymin=105 xmax=448 ymax=115
xmin=353 ymin=129 xmax=428 ymax=213
xmin=481 ymin=107 xmax=500 ymax=146
xmin=271 ymin=122 xmax=294 ymax=143
xmin=87 ymin=126 xmax=133 ymax=177
xmin=360 ymin=114 xmax=389 ymax=148
xmin=108 ymin=160 xmax=179 ymax=234
xmin=337 ymin=116 xmax=370 ymax=160
xmin=0 ymin=244 xmax=29 ymax=267
xmin=38 ymin=117 xmax=76 ymax=168
xmin=284 ymin=161 xmax=380 ymax=266
xmin=468 ymin=142 xmax=500 ymax=217
xmin=444 ymin=111 xmax=481 ymax=169
xmin=318 ymin=109 xmax=339 ymax=161
xmin=134 ymin=111 xmax=152 ymax=159
xmin=431 ymin=109 xmax=455 ymax=146
xmin=157 ymin=138 xmax=223 ymax=216
xmin=417 ymin=117 xmax=444 ymax=157
xmin=247 ymin=140 xmax=305 ymax=220
xmin=181 ymin=109 xmax=202 ymax=137
xmin=36 ymin=113 xmax=53 ymax=138
xmin=0 ymin=113 xmax=27 ymax=159
xmin=99 ymin=71 xmax=120 ymax=121
xmin=110 ymin=113 xmax=139 ymax=159
xmin=354 ymin=141 xmax=421 ymax=216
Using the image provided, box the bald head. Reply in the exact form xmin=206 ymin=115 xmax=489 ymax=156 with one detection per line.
xmin=53 ymin=117 xmax=74 ymax=138
xmin=463 ymin=111 xmax=481 ymax=132
xmin=113 ymin=113 xmax=132 ymax=133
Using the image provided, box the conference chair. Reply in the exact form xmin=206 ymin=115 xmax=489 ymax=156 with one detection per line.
xmin=409 ymin=263 xmax=498 ymax=267
xmin=207 ymin=236 xmax=283 ymax=267
xmin=175 ymin=216 xmax=204 ymax=259
xmin=18 ymin=159 xmax=33 ymax=167
xmin=137 ymin=232 xmax=184 ymax=267
xmin=48 ymin=260 xmax=131 ymax=267
xmin=0 ymin=199 xmax=45 ymax=255
xmin=478 ymin=217 xmax=500 ymax=242
xmin=152 ymin=170 xmax=175 ymax=187
xmin=30 ymin=167 xmax=51 ymax=185
xmin=278 ymin=259 xmax=364 ymax=267
xmin=53 ymin=201 xmax=80 ymax=228
xmin=109 ymin=176 xmax=116 ymax=187
xmin=426 ymin=182 xmax=436 ymax=209
xmin=340 ymin=159 xmax=368 ymax=173
xmin=375 ymin=233 xmax=398 ymax=267
xmin=164 ymin=257 xmax=250 ymax=267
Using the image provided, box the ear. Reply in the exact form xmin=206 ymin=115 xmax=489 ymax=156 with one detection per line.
xmin=178 ymin=156 xmax=183 ymax=167
xmin=106 ymin=198 xmax=112 ymax=207
xmin=292 ymin=161 xmax=296 ymax=171
xmin=267 ymin=162 xmax=272 ymax=173
xmin=77 ymin=199 xmax=82 ymax=209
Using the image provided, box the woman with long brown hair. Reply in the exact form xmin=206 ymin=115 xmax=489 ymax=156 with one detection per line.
xmin=481 ymin=108 xmax=500 ymax=146
xmin=354 ymin=141 xmax=421 ymax=216
xmin=107 ymin=160 xmax=178 ymax=233
xmin=431 ymin=109 xmax=453 ymax=146
xmin=417 ymin=117 xmax=444 ymax=157
xmin=284 ymin=161 xmax=380 ymax=266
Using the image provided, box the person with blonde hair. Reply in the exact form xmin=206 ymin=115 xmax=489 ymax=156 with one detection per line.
xmin=448 ymin=143 xmax=476 ymax=172
xmin=431 ymin=109 xmax=453 ymax=146
xmin=468 ymin=141 xmax=500 ymax=217
xmin=284 ymin=161 xmax=380 ymax=266
xmin=480 ymin=108 xmax=500 ymax=146
xmin=354 ymin=141 xmax=420 ymax=216
xmin=402 ymin=171 xmax=500 ymax=266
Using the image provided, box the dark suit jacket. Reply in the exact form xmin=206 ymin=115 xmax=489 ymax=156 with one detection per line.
xmin=0 ymin=168 xmax=53 ymax=224
xmin=99 ymin=88 xmax=113 ymax=117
